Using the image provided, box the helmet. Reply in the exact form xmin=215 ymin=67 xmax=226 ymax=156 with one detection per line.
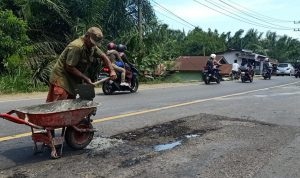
xmin=116 ymin=44 xmax=127 ymax=52
xmin=210 ymin=54 xmax=216 ymax=59
xmin=107 ymin=42 xmax=116 ymax=50
xmin=265 ymin=58 xmax=269 ymax=62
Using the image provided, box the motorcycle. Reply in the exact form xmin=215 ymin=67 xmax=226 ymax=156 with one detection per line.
xmin=295 ymin=68 xmax=300 ymax=78
xmin=262 ymin=68 xmax=272 ymax=80
xmin=231 ymin=70 xmax=240 ymax=80
xmin=239 ymin=66 xmax=253 ymax=83
xmin=202 ymin=66 xmax=221 ymax=84
xmin=98 ymin=63 xmax=139 ymax=95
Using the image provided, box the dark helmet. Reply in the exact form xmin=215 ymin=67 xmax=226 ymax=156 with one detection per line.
xmin=116 ymin=44 xmax=127 ymax=52
xmin=107 ymin=42 xmax=116 ymax=50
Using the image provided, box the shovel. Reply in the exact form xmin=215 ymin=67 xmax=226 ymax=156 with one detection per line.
xmin=76 ymin=77 xmax=110 ymax=100
xmin=92 ymin=77 xmax=110 ymax=86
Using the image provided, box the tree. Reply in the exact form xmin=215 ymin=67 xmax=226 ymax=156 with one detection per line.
xmin=0 ymin=10 xmax=30 ymax=74
xmin=227 ymin=29 xmax=244 ymax=50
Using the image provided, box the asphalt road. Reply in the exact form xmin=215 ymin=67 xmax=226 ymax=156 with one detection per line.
xmin=0 ymin=76 xmax=300 ymax=174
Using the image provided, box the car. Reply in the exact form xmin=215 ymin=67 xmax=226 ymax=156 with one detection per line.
xmin=276 ymin=63 xmax=295 ymax=76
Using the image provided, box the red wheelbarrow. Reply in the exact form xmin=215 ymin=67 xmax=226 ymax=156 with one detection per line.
xmin=0 ymin=99 xmax=99 ymax=158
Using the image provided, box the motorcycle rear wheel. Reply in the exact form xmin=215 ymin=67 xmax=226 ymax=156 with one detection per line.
xmin=130 ymin=79 xmax=139 ymax=93
xmin=102 ymin=81 xmax=114 ymax=95
xmin=204 ymin=76 xmax=210 ymax=84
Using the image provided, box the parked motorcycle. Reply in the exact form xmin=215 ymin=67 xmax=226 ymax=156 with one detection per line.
xmin=202 ymin=66 xmax=221 ymax=84
xmin=262 ymin=69 xmax=271 ymax=80
xmin=239 ymin=66 xmax=253 ymax=83
xmin=98 ymin=63 xmax=139 ymax=95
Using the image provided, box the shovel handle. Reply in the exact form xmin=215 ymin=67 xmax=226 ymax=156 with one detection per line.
xmin=92 ymin=77 xmax=110 ymax=86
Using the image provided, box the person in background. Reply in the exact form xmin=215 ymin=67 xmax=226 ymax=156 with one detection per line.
xmin=231 ymin=59 xmax=240 ymax=77
xmin=206 ymin=54 xmax=222 ymax=79
xmin=263 ymin=58 xmax=272 ymax=74
xmin=106 ymin=50 xmax=129 ymax=86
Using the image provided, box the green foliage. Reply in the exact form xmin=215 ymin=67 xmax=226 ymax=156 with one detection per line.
xmin=183 ymin=27 xmax=226 ymax=56
xmin=0 ymin=10 xmax=30 ymax=73
xmin=0 ymin=67 xmax=48 ymax=94
xmin=5 ymin=54 xmax=24 ymax=74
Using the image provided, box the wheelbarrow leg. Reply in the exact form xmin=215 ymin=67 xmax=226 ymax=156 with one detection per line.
xmin=31 ymin=127 xmax=46 ymax=155
xmin=46 ymin=130 xmax=60 ymax=159
xmin=59 ymin=127 xmax=66 ymax=156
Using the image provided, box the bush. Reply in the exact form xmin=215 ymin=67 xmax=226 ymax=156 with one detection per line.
xmin=0 ymin=10 xmax=30 ymax=73
xmin=0 ymin=67 xmax=48 ymax=94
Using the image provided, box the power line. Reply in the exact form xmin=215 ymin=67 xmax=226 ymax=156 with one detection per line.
xmin=203 ymin=0 xmax=293 ymax=30
xmin=193 ymin=0 xmax=293 ymax=30
xmin=151 ymin=0 xmax=197 ymax=28
xmin=153 ymin=5 xmax=194 ymax=28
xmin=226 ymin=0 xmax=294 ymax=23
xmin=217 ymin=0 xmax=294 ymax=29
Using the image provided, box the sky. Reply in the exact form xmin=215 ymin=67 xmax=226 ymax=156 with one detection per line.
xmin=150 ymin=0 xmax=300 ymax=39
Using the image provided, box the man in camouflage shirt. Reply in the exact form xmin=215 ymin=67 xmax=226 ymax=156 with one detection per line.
xmin=46 ymin=27 xmax=116 ymax=102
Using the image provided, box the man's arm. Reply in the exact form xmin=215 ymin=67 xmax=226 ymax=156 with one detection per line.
xmin=66 ymin=65 xmax=93 ymax=84
xmin=214 ymin=59 xmax=222 ymax=66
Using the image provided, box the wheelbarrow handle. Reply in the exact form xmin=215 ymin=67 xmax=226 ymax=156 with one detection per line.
xmin=0 ymin=112 xmax=43 ymax=129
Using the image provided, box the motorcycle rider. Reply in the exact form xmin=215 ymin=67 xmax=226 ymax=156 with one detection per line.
xmin=263 ymin=58 xmax=272 ymax=74
xmin=294 ymin=63 xmax=300 ymax=77
xmin=106 ymin=49 xmax=129 ymax=86
xmin=239 ymin=62 xmax=254 ymax=81
xmin=231 ymin=59 xmax=240 ymax=78
xmin=206 ymin=54 xmax=221 ymax=79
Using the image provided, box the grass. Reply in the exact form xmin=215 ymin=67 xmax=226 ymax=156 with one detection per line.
xmin=0 ymin=73 xmax=48 ymax=95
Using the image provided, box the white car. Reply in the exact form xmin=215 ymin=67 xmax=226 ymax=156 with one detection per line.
xmin=276 ymin=63 xmax=295 ymax=76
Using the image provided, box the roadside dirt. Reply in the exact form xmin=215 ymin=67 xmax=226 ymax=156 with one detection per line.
xmin=0 ymin=82 xmax=197 ymax=101
xmin=1 ymin=113 xmax=298 ymax=178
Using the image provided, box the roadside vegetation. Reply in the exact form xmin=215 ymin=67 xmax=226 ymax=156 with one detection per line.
xmin=1 ymin=0 xmax=300 ymax=94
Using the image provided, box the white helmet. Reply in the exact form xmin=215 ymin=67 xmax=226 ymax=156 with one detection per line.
xmin=210 ymin=54 xmax=216 ymax=59
xmin=265 ymin=58 xmax=269 ymax=62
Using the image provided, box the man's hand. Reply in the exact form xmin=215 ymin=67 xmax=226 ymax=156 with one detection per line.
xmin=85 ymin=78 xmax=93 ymax=85
xmin=110 ymin=70 xmax=117 ymax=80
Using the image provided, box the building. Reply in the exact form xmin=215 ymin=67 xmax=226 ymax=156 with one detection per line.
xmin=217 ymin=49 xmax=278 ymax=74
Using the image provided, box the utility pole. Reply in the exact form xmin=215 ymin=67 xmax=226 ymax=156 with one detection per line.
xmin=138 ymin=0 xmax=143 ymax=43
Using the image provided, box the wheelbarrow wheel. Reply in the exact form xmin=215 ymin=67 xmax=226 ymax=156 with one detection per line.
xmin=65 ymin=122 xmax=94 ymax=150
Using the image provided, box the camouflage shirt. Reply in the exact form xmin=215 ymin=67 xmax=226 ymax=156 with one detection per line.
xmin=49 ymin=36 xmax=104 ymax=95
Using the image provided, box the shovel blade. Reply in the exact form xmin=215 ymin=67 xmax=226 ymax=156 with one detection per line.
xmin=76 ymin=84 xmax=95 ymax=100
